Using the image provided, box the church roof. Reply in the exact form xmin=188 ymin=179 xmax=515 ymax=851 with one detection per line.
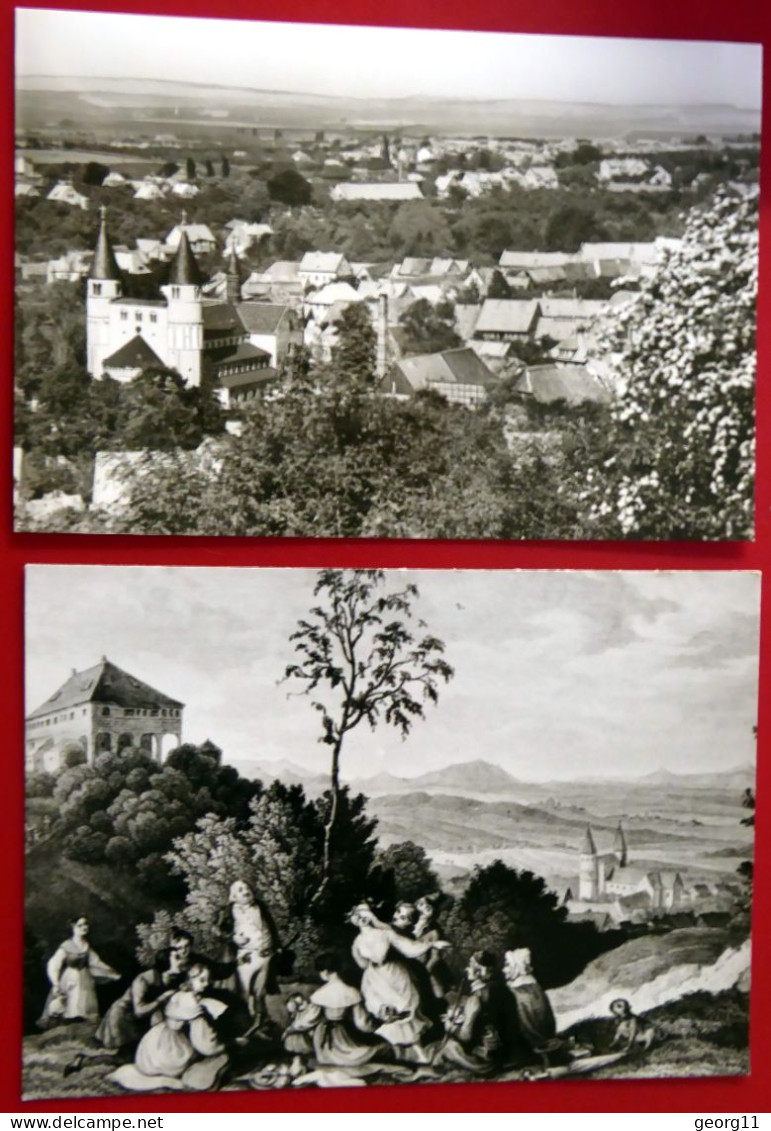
xmin=103 ymin=334 xmax=165 ymax=371
xmin=89 ymin=209 xmax=122 ymax=282
xmin=27 ymin=658 xmax=184 ymax=720
xmin=168 ymin=230 xmax=204 ymax=286
xmin=581 ymin=827 xmax=597 ymax=854
xmin=236 ymin=302 xmax=292 ymax=334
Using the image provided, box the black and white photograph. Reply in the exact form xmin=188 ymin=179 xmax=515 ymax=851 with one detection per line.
xmin=23 ymin=566 xmax=759 ymax=1097
xmin=13 ymin=9 xmax=761 ymax=540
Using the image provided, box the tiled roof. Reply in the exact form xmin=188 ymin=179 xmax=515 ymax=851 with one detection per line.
xmin=474 ymin=299 xmax=540 ymax=335
xmin=515 ymin=364 xmax=611 ymax=406
xmin=390 ymin=347 xmax=496 ymax=392
xmin=103 ymin=334 xmax=165 ymax=370
xmin=27 ymin=658 xmax=183 ymax=719
xmin=237 ymin=302 xmax=292 ymax=334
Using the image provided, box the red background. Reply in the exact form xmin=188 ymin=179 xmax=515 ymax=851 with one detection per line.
xmin=1 ymin=0 xmax=769 ymax=1112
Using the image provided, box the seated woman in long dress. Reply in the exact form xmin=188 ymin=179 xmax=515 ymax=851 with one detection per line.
xmin=310 ymin=951 xmax=390 ymax=1069
xmin=96 ymin=947 xmax=187 ymax=1054
xmin=348 ymin=903 xmax=451 ymax=1057
xmin=108 ymin=963 xmax=229 ymax=1093
xmin=39 ymin=915 xmax=120 ymax=1028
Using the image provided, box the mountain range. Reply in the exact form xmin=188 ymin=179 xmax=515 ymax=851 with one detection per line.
xmin=15 ymin=76 xmax=761 ymax=139
xmin=228 ymin=756 xmax=753 ymax=797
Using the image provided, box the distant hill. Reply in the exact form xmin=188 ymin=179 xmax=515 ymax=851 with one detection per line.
xmin=15 ymin=76 xmax=761 ymax=139
xmin=354 ymin=758 xmax=522 ymax=796
xmin=638 ymin=764 xmax=755 ymax=790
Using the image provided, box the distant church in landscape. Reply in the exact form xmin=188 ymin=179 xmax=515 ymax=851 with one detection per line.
xmin=25 ymin=658 xmax=184 ymax=773
xmin=564 ymin=824 xmax=686 ymax=926
xmin=85 ymin=207 xmax=302 ymax=402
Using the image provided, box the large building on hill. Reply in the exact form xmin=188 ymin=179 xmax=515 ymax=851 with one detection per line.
xmin=25 ymin=658 xmax=184 ymax=773
xmin=85 ymin=208 xmax=301 ymax=400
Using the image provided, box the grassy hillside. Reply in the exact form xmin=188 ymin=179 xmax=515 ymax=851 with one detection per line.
xmin=21 ymin=984 xmax=748 ymax=1100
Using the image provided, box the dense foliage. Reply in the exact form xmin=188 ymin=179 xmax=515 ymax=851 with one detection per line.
xmin=574 ymin=186 xmax=757 ymax=539
xmin=52 ymin=743 xmax=262 ymax=896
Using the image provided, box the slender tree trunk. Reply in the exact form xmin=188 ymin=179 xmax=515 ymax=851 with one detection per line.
xmin=311 ymin=738 xmax=342 ymax=908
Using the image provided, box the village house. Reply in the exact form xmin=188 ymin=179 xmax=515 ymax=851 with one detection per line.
xmin=512 ymin=364 xmax=611 ymax=407
xmin=25 ymin=657 xmax=184 ymax=772
xmin=46 ymin=179 xmax=89 ymax=210
xmin=380 ymin=347 xmax=497 ymax=407
xmin=472 ymin=298 xmax=541 ymax=344
xmin=330 ymin=182 xmax=423 ymax=202
xmin=298 ymin=251 xmax=352 ymax=289
xmin=165 ymin=216 xmax=217 ymax=255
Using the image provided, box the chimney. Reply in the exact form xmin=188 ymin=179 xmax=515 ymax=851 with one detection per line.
xmin=376 ymin=293 xmax=389 ymax=380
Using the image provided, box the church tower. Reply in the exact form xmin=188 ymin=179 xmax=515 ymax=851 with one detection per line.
xmin=579 ymin=827 xmax=599 ymax=901
xmin=224 ymin=241 xmax=243 ymax=304
xmin=86 ymin=206 xmax=123 ymax=377
xmin=613 ymin=822 xmax=628 ymax=868
xmin=160 ymin=228 xmax=204 ymax=387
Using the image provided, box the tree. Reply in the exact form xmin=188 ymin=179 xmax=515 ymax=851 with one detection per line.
xmin=543 ymin=204 xmax=608 ymax=252
xmin=145 ymin=779 xmax=383 ymax=973
xmin=487 ymin=269 xmax=513 ymax=299
xmin=571 ymin=186 xmax=757 ymax=539
xmin=82 ymin=161 xmax=110 ymax=186
xmin=284 ymin=570 xmax=454 ymax=901
xmin=445 ymin=860 xmax=614 ymax=988
xmin=374 ymin=841 xmax=440 ymax=903
xmin=398 ymin=299 xmax=461 ymax=356
xmin=331 ymin=302 xmax=376 ymax=385
xmin=267 ymin=168 xmax=312 ymax=207
xmin=221 ymin=156 xmax=230 ymax=178
xmin=185 ymin=156 xmax=197 ymax=181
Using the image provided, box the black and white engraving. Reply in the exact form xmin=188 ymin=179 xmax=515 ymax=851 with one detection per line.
xmin=13 ymin=11 xmax=761 ymax=539
xmin=23 ymin=566 xmax=758 ymax=1096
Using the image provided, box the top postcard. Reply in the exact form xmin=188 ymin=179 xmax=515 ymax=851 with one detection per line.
xmin=13 ymin=9 xmax=762 ymax=540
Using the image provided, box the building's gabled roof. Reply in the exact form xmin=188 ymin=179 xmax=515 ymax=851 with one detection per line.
xmin=168 ymin=230 xmax=204 ymax=287
xmin=89 ymin=209 xmax=122 ymax=282
xmin=614 ymin=891 xmax=652 ymax=912
xmin=514 ymin=364 xmax=611 ymax=407
xmin=474 ymin=299 xmax=540 ymax=336
xmin=202 ymin=301 xmax=242 ymax=335
xmin=27 ymin=658 xmax=183 ymax=720
xmin=657 ymin=870 xmax=684 ymax=890
xmin=220 ymin=366 xmax=278 ymax=391
xmin=210 ymin=342 xmax=271 ymax=368
xmin=299 ymin=251 xmax=347 ymax=274
xmin=103 ymin=334 xmax=165 ymax=371
xmin=499 ymin=250 xmax=572 ymax=271
xmin=390 ymin=348 xmax=496 ymax=394
xmin=237 ymin=302 xmax=293 ymax=334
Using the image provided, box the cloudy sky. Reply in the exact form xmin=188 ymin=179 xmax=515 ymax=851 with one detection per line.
xmin=25 ymin=567 xmax=760 ymax=783
xmin=15 ymin=8 xmax=762 ymax=108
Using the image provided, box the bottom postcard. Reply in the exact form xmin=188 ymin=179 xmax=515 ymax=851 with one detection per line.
xmin=22 ymin=566 xmax=758 ymax=1097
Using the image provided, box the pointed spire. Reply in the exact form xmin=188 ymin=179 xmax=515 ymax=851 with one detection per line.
xmin=613 ymin=821 xmax=627 ymax=865
xmin=168 ymin=228 xmax=203 ymax=287
xmin=89 ymin=205 xmax=122 ymax=281
xmin=581 ymin=827 xmax=596 ymax=855
xmin=224 ymin=239 xmax=242 ymax=302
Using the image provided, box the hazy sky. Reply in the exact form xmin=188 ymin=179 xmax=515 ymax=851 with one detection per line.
xmin=15 ymin=8 xmax=763 ymax=107
xmin=25 ymin=567 xmax=760 ymax=783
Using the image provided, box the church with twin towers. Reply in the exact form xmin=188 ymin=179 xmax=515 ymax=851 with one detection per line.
xmin=85 ymin=207 xmax=302 ymax=400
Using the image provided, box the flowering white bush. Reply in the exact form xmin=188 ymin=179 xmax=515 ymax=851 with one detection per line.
xmin=585 ymin=185 xmax=757 ymax=539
